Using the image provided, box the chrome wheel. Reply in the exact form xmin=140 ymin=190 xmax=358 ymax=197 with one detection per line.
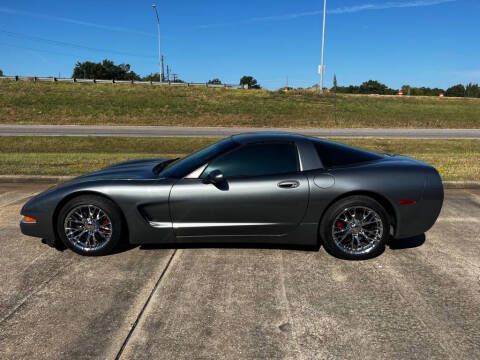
xmin=63 ymin=205 xmax=112 ymax=252
xmin=331 ymin=206 xmax=383 ymax=256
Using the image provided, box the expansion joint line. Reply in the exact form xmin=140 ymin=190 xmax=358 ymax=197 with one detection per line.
xmin=114 ymin=249 xmax=178 ymax=360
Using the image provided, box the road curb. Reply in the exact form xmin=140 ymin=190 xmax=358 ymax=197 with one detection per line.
xmin=442 ymin=181 xmax=480 ymax=189
xmin=0 ymin=175 xmax=73 ymax=183
xmin=0 ymin=175 xmax=478 ymax=189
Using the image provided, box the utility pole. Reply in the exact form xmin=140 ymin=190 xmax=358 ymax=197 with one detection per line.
xmin=152 ymin=4 xmax=164 ymax=82
xmin=333 ymin=74 xmax=338 ymax=124
xmin=319 ymin=0 xmax=327 ymax=94
xmin=161 ymin=55 xmax=164 ymax=82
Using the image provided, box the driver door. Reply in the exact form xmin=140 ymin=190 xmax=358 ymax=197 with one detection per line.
xmin=169 ymin=142 xmax=309 ymax=238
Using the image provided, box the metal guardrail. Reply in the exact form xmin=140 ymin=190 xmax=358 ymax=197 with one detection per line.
xmin=0 ymin=75 xmax=247 ymax=89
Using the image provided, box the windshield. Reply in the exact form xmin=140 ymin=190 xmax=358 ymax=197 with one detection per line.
xmin=160 ymin=138 xmax=238 ymax=178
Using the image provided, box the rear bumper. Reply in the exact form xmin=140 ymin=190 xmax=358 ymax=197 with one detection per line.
xmin=394 ymin=170 xmax=444 ymax=239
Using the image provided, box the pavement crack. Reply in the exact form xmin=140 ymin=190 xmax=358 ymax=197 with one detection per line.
xmin=0 ymin=260 xmax=73 ymax=326
xmin=0 ymin=191 xmax=38 ymax=208
xmin=278 ymin=252 xmax=305 ymax=360
xmin=371 ymin=261 xmax=458 ymax=360
xmin=465 ymin=190 xmax=480 ymax=205
xmin=114 ymin=249 xmax=177 ymax=360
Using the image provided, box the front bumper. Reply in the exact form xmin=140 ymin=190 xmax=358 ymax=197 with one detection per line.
xmin=20 ymin=217 xmax=51 ymax=239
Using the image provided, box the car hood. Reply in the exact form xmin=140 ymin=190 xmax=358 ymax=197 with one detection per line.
xmin=67 ymin=158 xmax=169 ymax=183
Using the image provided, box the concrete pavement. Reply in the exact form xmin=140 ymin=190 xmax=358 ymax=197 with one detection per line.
xmin=1 ymin=124 xmax=480 ymax=138
xmin=0 ymin=183 xmax=479 ymax=359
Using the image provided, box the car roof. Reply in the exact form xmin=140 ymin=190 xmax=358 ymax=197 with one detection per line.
xmin=231 ymin=131 xmax=309 ymax=144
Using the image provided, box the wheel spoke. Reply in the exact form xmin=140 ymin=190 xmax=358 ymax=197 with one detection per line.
xmin=339 ymin=230 xmax=352 ymax=243
xmin=73 ymin=230 xmax=87 ymax=242
xmin=362 ymin=210 xmax=372 ymax=221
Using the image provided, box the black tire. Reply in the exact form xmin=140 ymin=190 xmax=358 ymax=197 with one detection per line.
xmin=57 ymin=195 xmax=124 ymax=256
xmin=320 ymin=195 xmax=390 ymax=260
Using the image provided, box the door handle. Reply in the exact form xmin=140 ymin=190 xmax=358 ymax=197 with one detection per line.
xmin=277 ymin=180 xmax=300 ymax=189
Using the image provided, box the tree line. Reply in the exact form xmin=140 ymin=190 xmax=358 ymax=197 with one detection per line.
xmin=332 ymin=79 xmax=480 ymax=98
xmin=71 ymin=59 xmax=262 ymax=88
xmin=3 ymin=62 xmax=478 ymax=97
xmin=72 ymin=59 xmax=185 ymax=83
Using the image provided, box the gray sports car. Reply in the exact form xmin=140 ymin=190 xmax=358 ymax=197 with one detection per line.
xmin=20 ymin=132 xmax=443 ymax=260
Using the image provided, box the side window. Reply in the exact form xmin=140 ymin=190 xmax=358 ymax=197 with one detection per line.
xmin=314 ymin=140 xmax=382 ymax=168
xmin=203 ymin=143 xmax=298 ymax=178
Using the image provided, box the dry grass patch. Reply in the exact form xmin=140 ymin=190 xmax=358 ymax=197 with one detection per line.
xmin=1 ymin=80 xmax=480 ymax=128
xmin=0 ymin=136 xmax=478 ymax=181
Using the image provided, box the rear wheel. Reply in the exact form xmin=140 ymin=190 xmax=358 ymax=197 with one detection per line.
xmin=57 ymin=195 xmax=123 ymax=256
xmin=320 ymin=196 xmax=390 ymax=260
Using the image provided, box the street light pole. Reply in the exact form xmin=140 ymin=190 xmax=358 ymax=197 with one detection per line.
xmin=152 ymin=4 xmax=164 ymax=82
xmin=319 ymin=0 xmax=327 ymax=94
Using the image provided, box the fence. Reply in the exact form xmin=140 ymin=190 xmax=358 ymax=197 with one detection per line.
xmin=0 ymin=75 xmax=247 ymax=89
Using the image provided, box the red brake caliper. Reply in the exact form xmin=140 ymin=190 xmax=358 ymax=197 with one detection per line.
xmin=102 ymin=219 xmax=109 ymax=233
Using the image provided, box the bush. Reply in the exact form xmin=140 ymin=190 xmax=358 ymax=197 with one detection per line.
xmin=240 ymin=76 xmax=260 ymax=89
xmin=72 ymin=59 xmax=140 ymax=80
xmin=446 ymin=84 xmax=466 ymax=97
xmin=208 ymin=78 xmax=222 ymax=85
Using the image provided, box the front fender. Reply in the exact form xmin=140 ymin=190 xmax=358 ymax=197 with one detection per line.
xmin=21 ymin=178 xmax=176 ymax=244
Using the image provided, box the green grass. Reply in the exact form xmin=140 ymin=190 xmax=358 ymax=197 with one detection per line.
xmin=1 ymin=80 xmax=480 ymax=128
xmin=0 ymin=137 xmax=478 ymax=181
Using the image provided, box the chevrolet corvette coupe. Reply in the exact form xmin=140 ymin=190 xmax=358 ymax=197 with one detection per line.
xmin=20 ymin=132 xmax=443 ymax=259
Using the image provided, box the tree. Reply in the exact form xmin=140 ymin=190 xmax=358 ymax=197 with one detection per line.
xmin=208 ymin=78 xmax=222 ymax=85
xmin=142 ymin=73 xmax=161 ymax=82
xmin=0 ymin=69 xmax=3 ymax=76
xmin=240 ymin=76 xmax=260 ymax=89
xmin=402 ymin=85 xmax=411 ymax=95
xmin=446 ymin=84 xmax=465 ymax=97
xmin=358 ymin=80 xmax=396 ymax=95
xmin=465 ymin=83 xmax=480 ymax=98
xmin=171 ymin=75 xmax=184 ymax=83
xmin=72 ymin=59 xmax=140 ymax=80
xmin=401 ymin=86 xmax=445 ymax=96
xmin=333 ymin=74 xmax=337 ymax=92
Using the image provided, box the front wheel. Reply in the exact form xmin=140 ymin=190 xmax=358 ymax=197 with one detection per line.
xmin=320 ymin=196 xmax=390 ymax=260
xmin=57 ymin=195 xmax=124 ymax=256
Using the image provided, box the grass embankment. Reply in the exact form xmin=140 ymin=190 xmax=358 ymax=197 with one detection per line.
xmin=0 ymin=137 xmax=478 ymax=181
xmin=1 ymin=80 xmax=480 ymax=128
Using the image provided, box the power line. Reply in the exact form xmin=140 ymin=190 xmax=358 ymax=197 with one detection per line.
xmin=0 ymin=30 xmax=155 ymax=59
xmin=0 ymin=41 xmax=80 ymax=58
xmin=0 ymin=7 xmax=154 ymax=37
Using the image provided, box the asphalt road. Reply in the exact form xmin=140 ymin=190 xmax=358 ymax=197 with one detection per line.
xmin=1 ymin=125 xmax=480 ymax=139
xmin=0 ymin=183 xmax=479 ymax=359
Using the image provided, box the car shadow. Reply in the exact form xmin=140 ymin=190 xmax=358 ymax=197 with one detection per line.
xmin=41 ymin=238 xmax=139 ymax=255
xmin=388 ymin=234 xmax=426 ymax=250
xmin=43 ymin=234 xmax=425 ymax=255
xmin=42 ymin=238 xmax=66 ymax=251
xmin=140 ymin=242 xmax=321 ymax=252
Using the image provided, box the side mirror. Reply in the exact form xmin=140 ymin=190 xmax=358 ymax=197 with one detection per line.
xmin=205 ymin=169 xmax=225 ymax=185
